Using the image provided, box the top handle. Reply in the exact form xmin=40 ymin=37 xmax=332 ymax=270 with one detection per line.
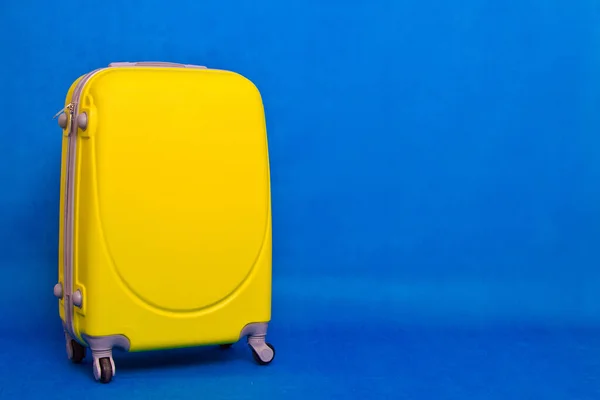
xmin=108 ymin=61 xmax=207 ymax=69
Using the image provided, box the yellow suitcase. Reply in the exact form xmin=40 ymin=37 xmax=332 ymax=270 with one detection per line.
xmin=53 ymin=61 xmax=274 ymax=383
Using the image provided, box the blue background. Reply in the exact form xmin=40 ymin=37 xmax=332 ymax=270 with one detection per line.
xmin=1 ymin=0 xmax=600 ymax=398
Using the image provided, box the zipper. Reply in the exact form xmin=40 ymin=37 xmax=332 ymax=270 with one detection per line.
xmin=61 ymin=68 xmax=105 ymax=342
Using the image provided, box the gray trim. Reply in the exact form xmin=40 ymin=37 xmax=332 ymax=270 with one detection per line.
xmin=53 ymin=283 xmax=63 ymax=299
xmin=77 ymin=112 xmax=88 ymax=130
xmin=72 ymin=290 xmax=83 ymax=308
xmin=108 ymin=61 xmax=206 ymax=68
xmin=57 ymin=113 xmax=68 ymax=129
xmin=81 ymin=334 xmax=131 ymax=352
xmin=239 ymin=322 xmax=268 ymax=338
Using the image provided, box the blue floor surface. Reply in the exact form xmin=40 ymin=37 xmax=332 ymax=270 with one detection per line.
xmin=1 ymin=269 xmax=599 ymax=399
xmin=1 ymin=324 xmax=599 ymax=399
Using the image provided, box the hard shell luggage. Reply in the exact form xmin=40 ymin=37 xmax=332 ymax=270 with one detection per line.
xmin=53 ymin=61 xmax=275 ymax=383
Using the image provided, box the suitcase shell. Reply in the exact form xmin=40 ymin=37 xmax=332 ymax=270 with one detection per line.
xmin=54 ymin=62 xmax=274 ymax=382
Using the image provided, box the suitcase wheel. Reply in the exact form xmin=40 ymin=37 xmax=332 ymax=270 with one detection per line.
xmin=98 ymin=358 xmax=114 ymax=384
xmin=250 ymin=342 xmax=275 ymax=365
xmin=93 ymin=355 xmax=116 ymax=384
xmin=68 ymin=340 xmax=86 ymax=364
xmin=65 ymin=332 xmax=86 ymax=364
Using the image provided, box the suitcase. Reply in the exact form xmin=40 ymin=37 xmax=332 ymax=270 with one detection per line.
xmin=52 ymin=61 xmax=275 ymax=383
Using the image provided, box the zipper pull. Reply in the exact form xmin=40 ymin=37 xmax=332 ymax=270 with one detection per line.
xmin=53 ymin=103 xmax=74 ymax=119
xmin=54 ymin=103 xmax=73 ymax=129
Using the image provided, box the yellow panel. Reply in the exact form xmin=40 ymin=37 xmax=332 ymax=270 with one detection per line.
xmin=68 ymin=67 xmax=272 ymax=351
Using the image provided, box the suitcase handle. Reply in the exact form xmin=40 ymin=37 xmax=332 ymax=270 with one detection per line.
xmin=108 ymin=61 xmax=207 ymax=69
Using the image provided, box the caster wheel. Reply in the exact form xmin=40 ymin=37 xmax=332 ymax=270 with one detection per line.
xmin=251 ymin=343 xmax=275 ymax=365
xmin=70 ymin=340 xmax=86 ymax=364
xmin=220 ymin=344 xmax=233 ymax=350
xmin=99 ymin=358 xmax=113 ymax=384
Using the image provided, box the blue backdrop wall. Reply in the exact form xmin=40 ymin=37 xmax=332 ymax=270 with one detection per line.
xmin=1 ymin=0 xmax=599 ymax=398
